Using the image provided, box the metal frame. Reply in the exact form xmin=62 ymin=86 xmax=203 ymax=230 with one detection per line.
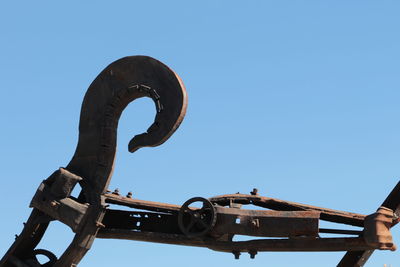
xmin=0 ymin=56 xmax=398 ymax=267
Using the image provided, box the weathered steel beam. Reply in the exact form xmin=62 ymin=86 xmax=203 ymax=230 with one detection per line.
xmin=211 ymin=207 xmax=320 ymax=238
xmin=337 ymin=181 xmax=400 ymax=267
xmin=209 ymin=194 xmax=366 ymax=227
xmin=104 ymin=193 xmax=181 ymax=213
xmin=102 ymin=209 xmax=181 ymax=234
xmin=106 ymin=193 xmax=366 ymax=228
xmin=97 ymin=230 xmax=375 ymax=252
xmin=30 ymin=178 xmax=88 ymax=233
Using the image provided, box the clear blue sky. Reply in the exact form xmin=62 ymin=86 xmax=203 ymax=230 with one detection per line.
xmin=0 ymin=1 xmax=399 ymax=266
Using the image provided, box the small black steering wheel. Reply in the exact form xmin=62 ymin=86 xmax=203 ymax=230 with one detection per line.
xmin=178 ymin=197 xmax=216 ymax=238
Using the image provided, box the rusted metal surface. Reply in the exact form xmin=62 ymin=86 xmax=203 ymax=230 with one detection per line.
xmin=337 ymin=250 xmax=375 ymax=267
xmin=30 ymin=169 xmax=87 ymax=232
xmin=102 ymin=209 xmax=181 ymax=234
xmin=338 ymin=181 xmax=400 ymax=267
xmin=209 ymin=193 xmax=366 ymax=227
xmin=363 ymin=207 xmax=395 ymax=250
xmin=98 ymin=190 xmax=397 ymax=260
xmin=211 ymin=207 xmax=320 ymax=238
xmin=104 ymin=193 xmax=181 ymax=213
xmin=1 ymin=56 xmax=398 ymax=267
xmin=0 ymin=56 xmax=188 ymax=267
xmin=96 ymin=229 xmax=375 ymax=252
xmin=178 ymin=197 xmax=217 ymax=237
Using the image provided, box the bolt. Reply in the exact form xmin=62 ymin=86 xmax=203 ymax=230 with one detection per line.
xmin=112 ymin=188 xmax=120 ymax=195
xmin=249 ymin=251 xmax=257 ymax=259
xmin=95 ymin=221 xmax=105 ymax=228
xmin=250 ymin=188 xmax=258 ymax=195
xmin=126 ymin=192 xmax=133 ymax=198
xmin=233 ymin=251 xmax=241 ymax=259
xmin=250 ymin=219 xmax=259 ymax=228
xmin=15 ymin=234 xmax=19 ymax=240
xmin=50 ymin=201 xmax=59 ymax=207
xmin=393 ymin=213 xmax=399 ymax=223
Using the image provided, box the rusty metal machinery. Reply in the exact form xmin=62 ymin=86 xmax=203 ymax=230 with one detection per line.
xmin=0 ymin=56 xmax=399 ymax=267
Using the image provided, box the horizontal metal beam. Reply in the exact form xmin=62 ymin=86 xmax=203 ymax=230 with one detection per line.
xmin=210 ymin=194 xmax=366 ymax=227
xmin=104 ymin=194 xmax=180 ymax=213
xmin=97 ymin=230 xmax=374 ymax=252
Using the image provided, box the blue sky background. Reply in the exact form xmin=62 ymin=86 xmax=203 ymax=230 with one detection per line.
xmin=0 ymin=1 xmax=399 ymax=266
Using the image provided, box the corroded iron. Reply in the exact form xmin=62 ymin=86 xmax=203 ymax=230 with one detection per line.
xmin=0 ymin=56 xmax=399 ymax=267
xmin=0 ymin=56 xmax=188 ymax=267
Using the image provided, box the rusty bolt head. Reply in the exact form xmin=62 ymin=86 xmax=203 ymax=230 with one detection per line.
xmin=50 ymin=201 xmax=58 ymax=207
xmin=250 ymin=219 xmax=259 ymax=228
xmin=250 ymin=188 xmax=258 ymax=195
xmin=233 ymin=251 xmax=241 ymax=259
xmin=126 ymin=192 xmax=133 ymax=198
xmin=112 ymin=188 xmax=120 ymax=195
xmin=249 ymin=251 xmax=257 ymax=259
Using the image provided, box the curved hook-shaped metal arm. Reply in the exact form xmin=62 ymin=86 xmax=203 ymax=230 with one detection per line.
xmin=0 ymin=56 xmax=187 ymax=267
xmin=67 ymin=55 xmax=187 ymax=197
